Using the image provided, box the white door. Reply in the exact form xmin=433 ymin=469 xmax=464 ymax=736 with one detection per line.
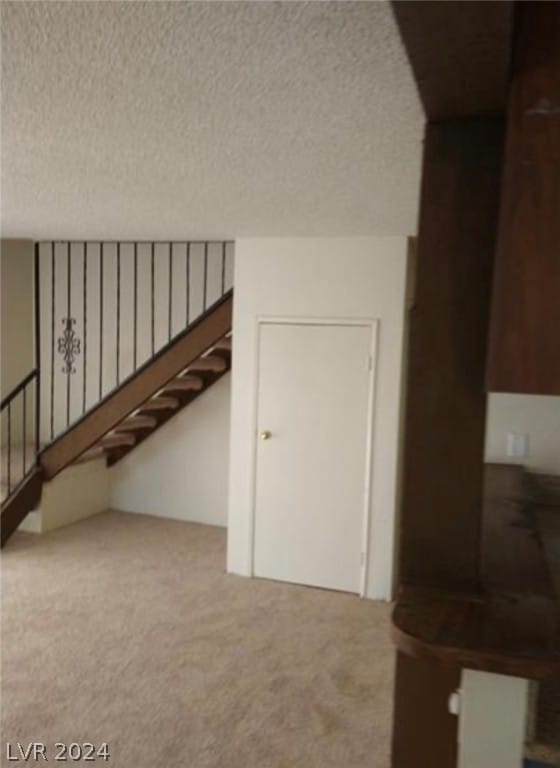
xmin=253 ymin=321 xmax=374 ymax=593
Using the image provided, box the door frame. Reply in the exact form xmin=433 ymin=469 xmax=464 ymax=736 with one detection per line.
xmin=249 ymin=315 xmax=379 ymax=597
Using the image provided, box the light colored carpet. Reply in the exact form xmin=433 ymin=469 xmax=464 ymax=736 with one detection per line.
xmin=1 ymin=511 xmax=394 ymax=768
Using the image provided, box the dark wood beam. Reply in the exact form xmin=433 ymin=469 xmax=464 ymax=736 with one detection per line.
xmin=398 ymin=118 xmax=504 ymax=591
xmin=487 ymin=1 xmax=560 ymax=395
xmin=391 ymin=118 xmax=504 ymax=768
xmin=392 ymin=1 xmax=514 ymax=120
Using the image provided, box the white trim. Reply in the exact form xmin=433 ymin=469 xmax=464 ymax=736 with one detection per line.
xmin=248 ymin=321 xmax=263 ymax=577
xmin=249 ymin=315 xmax=379 ymax=597
xmin=257 ymin=314 xmax=378 ymax=327
xmin=360 ymin=320 xmax=379 ymax=597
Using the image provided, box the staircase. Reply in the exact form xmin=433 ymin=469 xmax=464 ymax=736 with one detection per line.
xmin=40 ymin=292 xmax=232 ymax=480
xmin=1 ymin=240 xmax=233 ymax=546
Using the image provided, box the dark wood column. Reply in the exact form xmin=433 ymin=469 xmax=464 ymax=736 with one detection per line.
xmin=390 ymin=118 xmax=504 ymax=768
xmin=392 ymin=653 xmax=461 ymax=768
xmin=487 ymin=2 xmax=560 ymax=395
xmin=398 ymin=118 xmax=504 ymax=591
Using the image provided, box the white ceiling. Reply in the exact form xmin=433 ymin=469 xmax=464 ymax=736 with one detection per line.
xmin=1 ymin=1 xmax=423 ymax=240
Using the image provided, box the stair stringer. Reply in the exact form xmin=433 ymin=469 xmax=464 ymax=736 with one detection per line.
xmin=39 ymin=292 xmax=233 ymax=480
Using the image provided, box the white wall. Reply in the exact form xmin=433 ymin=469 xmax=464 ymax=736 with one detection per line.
xmin=1 ymin=240 xmax=36 ymax=450
xmin=1 ymin=240 xmax=35 ymax=396
xmin=227 ymin=238 xmax=409 ymax=600
xmin=109 ymin=374 xmax=230 ymax=526
xmin=485 ymin=393 xmax=560 ymax=475
xmin=19 ymin=457 xmax=110 ymax=533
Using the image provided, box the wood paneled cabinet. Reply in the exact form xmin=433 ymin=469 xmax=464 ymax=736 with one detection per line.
xmin=487 ymin=2 xmax=560 ymax=396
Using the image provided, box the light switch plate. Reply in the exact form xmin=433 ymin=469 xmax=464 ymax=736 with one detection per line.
xmin=506 ymin=432 xmax=528 ymax=458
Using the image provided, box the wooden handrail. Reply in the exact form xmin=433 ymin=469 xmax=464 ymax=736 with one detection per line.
xmin=1 ymin=368 xmax=39 ymax=410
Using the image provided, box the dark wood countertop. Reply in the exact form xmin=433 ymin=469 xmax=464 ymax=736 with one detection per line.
xmin=392 ymin=465 xmax=560 ymax=681
xmin=392 ymin=584 xmax=560 ymax=680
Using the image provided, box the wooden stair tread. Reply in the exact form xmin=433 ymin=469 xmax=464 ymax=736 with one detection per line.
xmin=186 ymin=355 xmax=227 ymax=373
xmin=162 ymin=375 xmax=204 ymax=392
xmin=138 ymin=396 xmax=179 ymax=411
xmin=119 ymin=415 xmax=157 ymax=431
xmin=100 ymin=433 xmax=136 ymax=449
xmin=213 ymin=337 xmax=232 ymax=352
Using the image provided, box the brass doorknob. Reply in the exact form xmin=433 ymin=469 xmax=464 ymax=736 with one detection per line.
xmin=260 ymin=430 xmax=271 ymax=441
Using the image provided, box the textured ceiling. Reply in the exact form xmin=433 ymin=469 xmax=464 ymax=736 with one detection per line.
xmin=1 ymin=1 xmax=423 ymax=240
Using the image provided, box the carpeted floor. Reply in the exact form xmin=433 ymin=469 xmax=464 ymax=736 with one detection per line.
xmin=1 ymin=511 xmax=394 ymax=768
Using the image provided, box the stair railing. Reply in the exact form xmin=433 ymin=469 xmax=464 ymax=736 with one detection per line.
xmin=36 ymin=240 xmax=234 ymax=445
xmin=1 ymin=368 xmax=40 ymax=501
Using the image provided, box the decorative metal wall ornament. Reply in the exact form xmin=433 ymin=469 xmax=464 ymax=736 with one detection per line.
xmin=57 ymin=317 xmax=81 ymax=374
